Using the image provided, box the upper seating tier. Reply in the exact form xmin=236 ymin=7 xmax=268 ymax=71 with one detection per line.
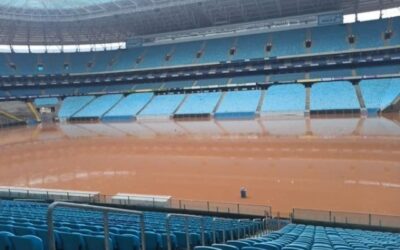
xmin=0 ymin=17 xmax=398 ymax=77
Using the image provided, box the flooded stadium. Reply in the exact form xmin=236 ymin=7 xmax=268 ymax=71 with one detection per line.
xmin=1 ymin=116 xmax=399 ymax=217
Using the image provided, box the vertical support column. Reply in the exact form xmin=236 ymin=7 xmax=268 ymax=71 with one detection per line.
xmin=305 ymin=84 xmax=311 ymax=117
xmin=185 ymin=217 xmax=190 ymax=250
xmin=103 ymin=211 xmax=110 ymax=250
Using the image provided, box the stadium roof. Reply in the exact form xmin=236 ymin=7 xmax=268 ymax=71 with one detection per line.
xmin=0 ymin=0 xmax=399 ymax=45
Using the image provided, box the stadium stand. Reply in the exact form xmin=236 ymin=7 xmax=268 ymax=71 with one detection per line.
xmin=138 ymin=94 xmax=186 ymax=118
xmin=199 ymin=37 xmax=234 ymax=63
xmin=262 ymin=84 xmax=306 ymax=115
xmin=0 ymin=18 xmax=398 ymax=78
xmin=175 ymin=92 xmax=222 ymax=118
xmin=58 ymin=96 xmax=95 ymax=120
xmin=225 ymin=223 xmax=400 ymax=250
xmin=111 ymin=49 xmax=142 ymax=71
xmin=268 ymin=29 xmax=307 ymax=57
xmin=103 ymin=93 xmax=154 ymax=121
xmin=360 ymin=78 xmax=400 ymax=112
xmin=310 ymin=81 xmax=360 ymax=112
xmin=389 ymin=18 xmax=400 ymax=46
xmin=352 ymin=19 xmax=388 ymax=49
xmin=310 ymin=25 xmax=350 ymax=53
xmin=72 ymin=94 xmax=123 ymax=120
xmin=233 ymin=33 xmax=269 ymax=60
xmin=34 ymin=98 xmax=59 ymax=107
xmin=215 ymin=90 xmax=261 ymax=119
xmin=167 ymin=41 xmax=203 ymax=66
xmin=3 ymin=198 xmax=393 ymax=250
xmin=137 ymin=44 xmax=172 ymax=69
xmin=0 ymin=199 xmax=259 ymax=250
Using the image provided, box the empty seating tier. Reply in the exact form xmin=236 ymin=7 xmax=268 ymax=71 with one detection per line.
xmin=262 ymin=84 xmax=306 ymax=115
xmin=138 ymin=94 xmax=186 ymax=118
xmin=0 ymin=200 xmax=258 ymax=250
xmin=205 ymin=223 xmax=400 ymax=250
xmin=360 ymin=78 xmax=400 ymax=111
xmin=34 ymin=98 xmax=59 ymax=107
xmin=72 ymin=94 xmax=123 ymax=120
xmin=215 ymin=90 xmax=261 ymax=119
xmin=58 ymin=96 xmax=95 ymax=120
xmin=175 ymin=92 xmax=222 ymax=118
xmin=0 ymin=17 xmax=398 ymax=78
xmin=310 ymin=81 xmax=360 ymax=112
xmin=103 ymin=93 xmax=153 ymax=121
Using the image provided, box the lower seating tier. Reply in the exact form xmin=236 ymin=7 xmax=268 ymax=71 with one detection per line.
xmin=0 ymin=199 xmax=259 ymax=250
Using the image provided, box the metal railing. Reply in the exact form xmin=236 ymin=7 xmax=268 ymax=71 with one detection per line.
xmin=212 ymin=217 xmax=235 ymax=243
xmin=165 ymin=213 xmax=205 ymax=250
xmin=292 ymin=208 xmax=400 ymax=230
xmin=0 ymin=189 xmax=272 ymax=217
xmin=46 ymin=202 xmax=146 ymax=250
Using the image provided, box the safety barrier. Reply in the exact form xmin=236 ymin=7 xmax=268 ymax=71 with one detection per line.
xmin=47 ymin=201 xmax=146 ymax=250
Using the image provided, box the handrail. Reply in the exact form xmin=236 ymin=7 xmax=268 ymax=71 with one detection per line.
xmin=212 ymin=217 xmax=235 ymax=243
xmin=252 ymin=218 xmax=262 ymax=236
xmin=166 ymin=213 xmax=205 ymax=250
xmin=46 ymin=201 xmax=146 ymax=250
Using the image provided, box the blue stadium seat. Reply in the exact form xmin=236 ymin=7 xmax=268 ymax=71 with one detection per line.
xmin=58 ymin=232 xmax=86 ymax=250
xmin=226 ymin=240 xmax=250 ymax=250
xmin=33 ymin=228 xmax=62 ymax=250
xmin=13 ymin=226 xmax=35 ymax=236
xmin=0 ymin=225 xmax=14 ymax=234
xmin=10 ymin=235 xmax=44 ymax=250
xmin=161 ymin=233 xmax=177 ymax=250
xmin=84 ymin=235 xmax=113 ymax=250
xmin=241 ymin=247 xmax=265 ymax=250
xmin=0 ymin=231 xmax=13 ymax=250
xmin=212 ymin=243 xmax=239 ymax=250
xmin=195 ymin=247 xmax=221 ymax=250
xmin=145 ymin=231 xmax=162 ymax=250
xmin=115 ymin=234 xmax=140 ymax=250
